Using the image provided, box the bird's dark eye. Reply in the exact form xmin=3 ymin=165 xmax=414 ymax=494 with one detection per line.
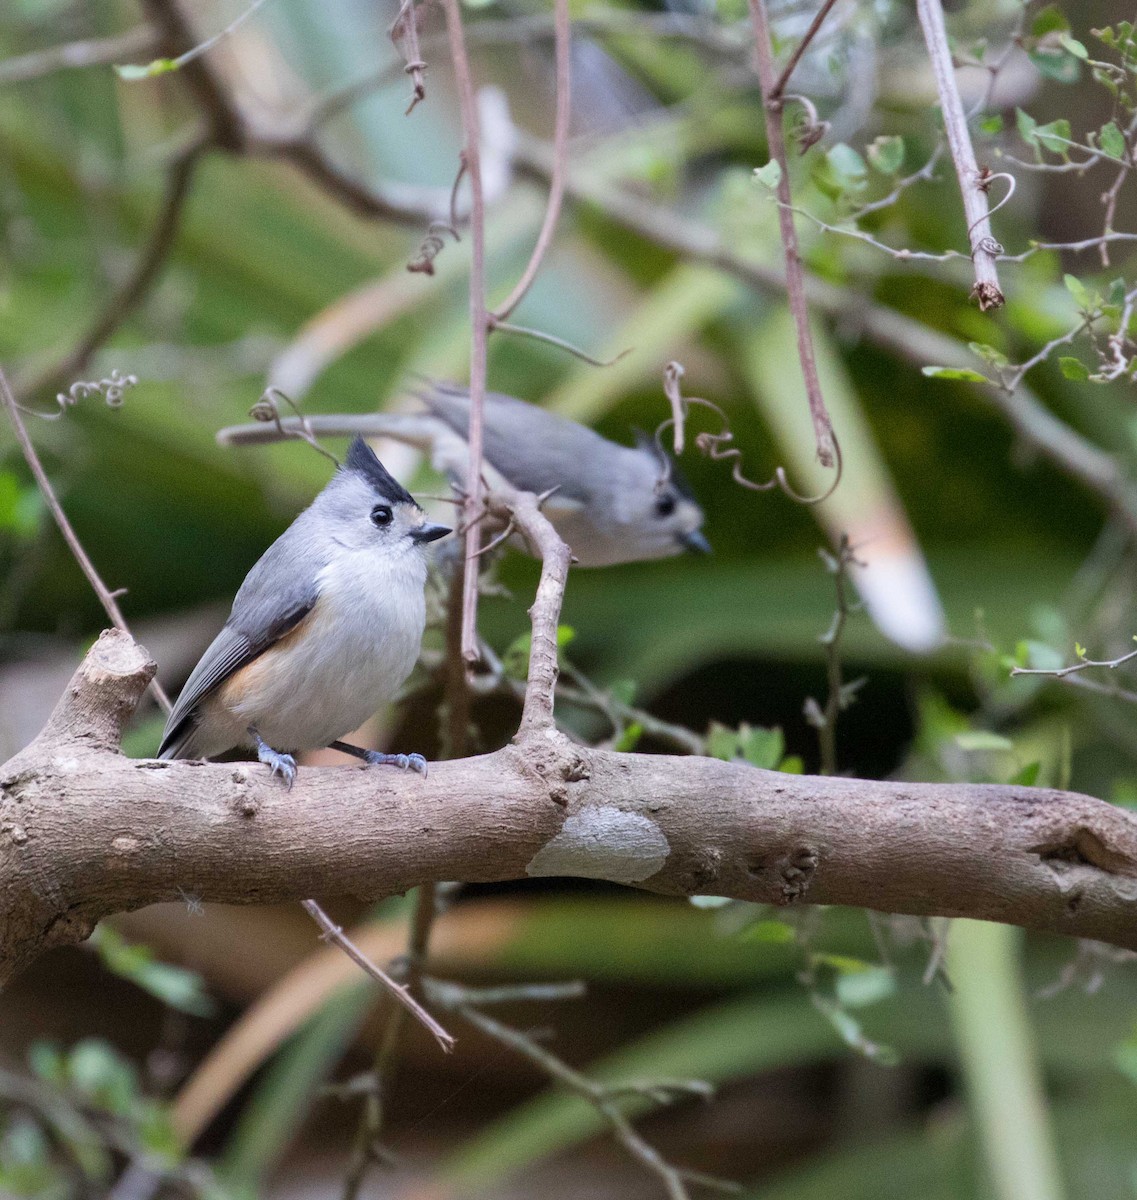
xmin=370 ymin=505 xmax=393 ymax=527
xmin=654 ymin=493 xmax=677 ymax=518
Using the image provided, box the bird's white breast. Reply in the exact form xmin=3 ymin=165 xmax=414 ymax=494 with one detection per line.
xmin=227 ymin=546 xmax=427 ymax=751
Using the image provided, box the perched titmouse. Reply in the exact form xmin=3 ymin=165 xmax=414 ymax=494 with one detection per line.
xmin=217 ymin=383 xmax=710 ymax=567
xmin=158 ymin=437 xmax=451 ymax=786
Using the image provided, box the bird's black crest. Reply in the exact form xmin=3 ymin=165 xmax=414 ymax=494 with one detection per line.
xmin=343 ymin=436 xmax=417 ymax=506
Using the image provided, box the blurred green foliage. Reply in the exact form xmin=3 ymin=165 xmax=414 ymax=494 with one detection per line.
xmin=3 ymin=0 xmax=1137 ymax=1197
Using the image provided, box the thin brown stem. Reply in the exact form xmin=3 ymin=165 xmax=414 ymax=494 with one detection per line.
xmin=915 ymin=0 xmax=1004 ymax=311
xmin=299 ymin=900 xmax=453 ymax=1054
xmin=0 ymin=365 xmax=172 ymax=714
xmin=448 ymin=1003 xmax=733 ymax=1200
xmin=767 ymin=0 xmax=841 ymax=103
xmin=490 ymin=0 xmax=572 ymax=322
xmin=338 ymin=885 xmax=441 ymax=1200
xmin=390 ymin=0 xmax=427 ymax=115
xmin=746 ymin=0 xmax=836 ymax=467
xmin=0 ymin=26 xmax=156 ymax=84
xmin=440 ymin=0 xmax=491 ymax=667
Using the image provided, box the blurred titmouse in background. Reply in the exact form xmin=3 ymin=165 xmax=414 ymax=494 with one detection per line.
xmin=158 ymin=437 xmax=451 ymax=786
xmin=217 ymin=382 xmax=710 ymax=568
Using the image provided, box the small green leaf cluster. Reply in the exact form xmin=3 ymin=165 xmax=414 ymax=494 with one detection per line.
xmin=89 ymin=924 xmax=216 ymax=1016
xmin=705 ymin=720 xmax=803 ymax=772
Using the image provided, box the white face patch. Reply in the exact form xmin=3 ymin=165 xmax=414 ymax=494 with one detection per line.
xmin=526 ymin=806 xmax=670 ymax=883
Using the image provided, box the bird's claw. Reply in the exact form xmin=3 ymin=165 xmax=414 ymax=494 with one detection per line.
xmin=257 ymin=745 xmax=297 ymax=789
xmin=363 ymin=749 xmax=429 ymax=777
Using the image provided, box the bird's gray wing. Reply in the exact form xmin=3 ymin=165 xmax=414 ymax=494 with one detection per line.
xmin=158 ymin=543 xmax=319 ymax=758
xmin=422 ymin=383 xmax=616 ymax=504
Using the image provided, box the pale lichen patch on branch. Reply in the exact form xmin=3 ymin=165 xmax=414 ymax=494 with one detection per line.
xmin=526 ymin=807 xmax=671 ymax=883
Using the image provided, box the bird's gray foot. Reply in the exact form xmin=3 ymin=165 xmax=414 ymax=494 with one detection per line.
xmin=329 ymin=740 xmax=428 ymax=777
xmin=364 ymin=749 xmax=428 ymax=777
xmin=249 ymin=727 xmax=297 ymax=789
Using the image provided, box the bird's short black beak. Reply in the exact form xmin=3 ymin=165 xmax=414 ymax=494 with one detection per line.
xmin=411 ymin=522 xmax=452 ymax=544
xmin=681 ymin=529 xmax=712 ymax=555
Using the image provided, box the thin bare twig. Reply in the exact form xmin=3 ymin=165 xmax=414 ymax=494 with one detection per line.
xmin=803 ymin=536 xmax=865 ymax=776
xmin=1011 ymin=644 xmax=1137 ymax=681
xmin=0 ymin=26 xmax=156 ymax=85
xmin=491 ymin=320 xmax=630 ymax=366
xmin=490 ymin=0 xmax=571 ymax=322
xmin=746 ymin=0 xmax=837 ymax=466
xmin=390 ymin=0 xmax=427 ymax=115
xmin=767 ymin=0 xmax=841 ymax=104
xmin=440 ymin=0 xmax=490 ymax=668
xmin=0 ymin=365 xmax=172 ymax=713
xmin=248 ymin=388 xmax=340 ymax=467
xmin=300 ymin=900 xmax=454 ymax=1054
xmin=657 ymin=367 xmax=843 ymax=506
xmin=441 ymin=1001 xmax=735 ymax=1200
xmin=338 ymin=885 xmax=442 ymax=1200
xmin=915 ymin=0 xmax=1005 ymax=311
xmin=117 ymin=0 xmax=273 ymax=80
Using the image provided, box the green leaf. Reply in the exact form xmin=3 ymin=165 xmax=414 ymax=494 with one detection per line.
xmin=866 ymin=135 xmax=904 ymax=175
xmin=1031 ymin=4 xmax=1069 ymax=37
xmin=777 ymin=755 xmax=805 ymax=774
xmin=1016 ymin=107 xmax=1039 ymax=145
xmin=1029 ymin=47 xmax=1081 ymax=82
xmin=66 ymin=1040 xmax=139 ymax=1115
xmin=979 ymin=114 xmax=1004 ymax=135
xmin=1064 ymin=273 xmax=1091 ymax=309
xmin=836 ymin=966 xmax=897 ymax=1009
xmin=706 ymin=722 xmax=740 ymax=761
xmin=1058 ymin=356 xmax=1090 ymax=380
xmin=827 ymin=143 xmax=867 ymax=179
xmin=812 ymin=144 xmax=868 ymax=200
xmin=1009 ymin=762 xmax=1041 ymax=786
xmin=502 ymin=626 xmax=575 ymax=680
xmin=955 ymin=730 xmax=1015 ymax=752
xmin=612 ymin=722 xmax=644 ymax=752
xmin=811 ymin=952 xmax=873 ymax=975
xmin=1099 ymin=121 xmax=1126 ymax=160
xmin=812 ymin=996 xmax=900 ymax=1065
xmin=738 ymin=724 xmax=784 ymax=770
xmin=114 ymin=58 xmax=179 ymax=80
xmin=1059 ymin=35 xmax=1088 ymax=58
xmin=921 ymin=366 xmax=990 ymax=383
xmin=89 ymin=925 xmax=215 ymax=1016
xmin=707 ymin=723 xmax=785 ymax=769
xmin=1033 ymin=118 xmax=1073 ymax=152
xmin=742 ymin=918 xmax=796 ymax=943
xmin=753 ymin=161 xmax=782 ymax=190
xmin=968 ymin=341 xmax=1009 ymax=369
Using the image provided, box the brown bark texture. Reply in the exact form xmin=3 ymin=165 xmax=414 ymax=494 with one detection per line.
xmin=3 ymin=629 xmax=1137 ymax=986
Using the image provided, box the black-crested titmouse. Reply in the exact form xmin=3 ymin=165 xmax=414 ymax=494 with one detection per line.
xmin=217 ymin=383 xmax=710 ymax=567
xmin=158 ymin=437 xmax=451 ymax=786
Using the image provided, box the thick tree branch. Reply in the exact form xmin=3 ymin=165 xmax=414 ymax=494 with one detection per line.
xmin=3 ymin=629 xmax=1137 ymax=986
